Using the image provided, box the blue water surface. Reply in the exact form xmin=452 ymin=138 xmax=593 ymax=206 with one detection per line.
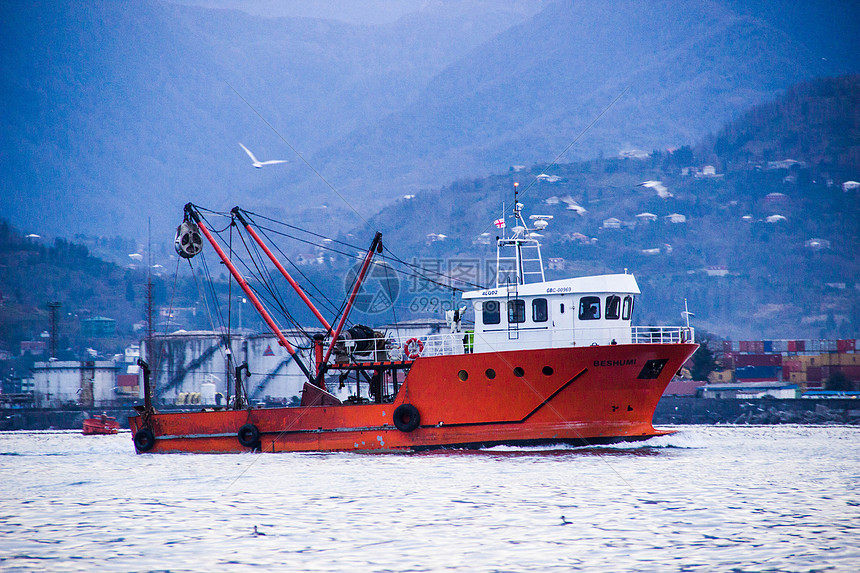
xmin=0 ymin=426 xmax=858 ymax=572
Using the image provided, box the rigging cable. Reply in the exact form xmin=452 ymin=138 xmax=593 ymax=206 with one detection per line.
xmin=244 ymin=214 xmax=345 ymax=319
xmin=234 ymin=220 xmax=314 ymax=340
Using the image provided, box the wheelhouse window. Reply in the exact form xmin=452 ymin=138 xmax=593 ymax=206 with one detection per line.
xmin=578 ymin=296 xmax=601 ymax=320
xmin=622 ymin=296 xmax=634 ymax=320
xmin=532 ymin=298 xmax=548 ymax=322
xmin=606 ymin=295 xmax=621 ymax=320
xmin=508 ymin=299 xmax=526 ymax=323
xmin=483 ymin=300 xmax=501 ymax=325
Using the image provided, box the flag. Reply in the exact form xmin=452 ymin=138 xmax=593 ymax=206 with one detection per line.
xmin=494 ymin=218 xmax=506 ymax=229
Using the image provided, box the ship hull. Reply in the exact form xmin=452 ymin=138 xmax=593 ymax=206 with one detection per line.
xmin=129 ymin=343 xmax=696 ymax=453
xmin=83 ymin=417 xmax=120 ymax=435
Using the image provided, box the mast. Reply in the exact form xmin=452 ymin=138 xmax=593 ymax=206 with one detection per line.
xmin=318 ymin=232 xmax=383 ymax=377
xmin=495 ymin=184 xmax=546 ymax=288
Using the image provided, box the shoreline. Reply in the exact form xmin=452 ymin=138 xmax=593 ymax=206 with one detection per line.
xmin=2 ymin=397 xmax=858 ymax=431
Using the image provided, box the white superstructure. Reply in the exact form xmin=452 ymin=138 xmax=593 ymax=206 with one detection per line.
xmin=460 ymin=198 xmax=685 ymax=353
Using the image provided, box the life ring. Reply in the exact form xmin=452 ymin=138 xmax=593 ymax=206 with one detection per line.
xmin=237 ymin=423 xmax=260 ymax=448
xmin=393 ymin=403 xmax=421 ymax=432
xmin=403 ymin=338 xmax=424 ymax=359
xmin=134 ymin=427 xmax=155 ymax=452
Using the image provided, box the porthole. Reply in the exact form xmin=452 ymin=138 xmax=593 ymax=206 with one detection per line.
xmin=458 ymin=370 xmax=468 ymax=381
xmin=542 ymin=366 xmax=554 ymax=376
xmin=485 ymin=368 xmax=496 ymax=379
xmin=513 ymin=367 xmax=525 ymax=377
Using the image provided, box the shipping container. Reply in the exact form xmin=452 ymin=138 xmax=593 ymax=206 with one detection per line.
xmin=753 ymin=341 xmax=765 ymax=353
xmin=763 ymin=340 xmax=773 ymax=353
xmin=773 ymin=339 xmax=789 ymax=353
xmin=736 ymin=354 xmax=782 ymax=367
xmin=732 ymin=340 xmax=740 ymax=352
xmin=823 ymin=339 xmax=837 ymax=352
xmin=837 ymin=354 xmax=860 ymax=366
xmin=837 ymin=339 xmax=856 ymax=353
xmin=795 ymin=340 xmax=806 ymax=352
xmin=722 ymin=340 xmax=733 ymax=353
xmin=808 ymin=339 xmax=822 ymax=352
xmin=739 ymin=341 xmax=753 ymax=352
xmin=782 ymin=359 xmax=801 ymax=373
xmin=789 ymin=371 xmax=807 ymax=383
xmin=806 ymin=366 xmax=822 ymax=382
xmin=839 ymin=365 xmax=860 ymax=380
xmin=735 ymin=365 xmax=780 ymax=380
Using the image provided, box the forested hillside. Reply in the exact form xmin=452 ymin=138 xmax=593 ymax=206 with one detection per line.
xmin=1 ymin=77 xmax=857 ymax=365
xmin=355 ymin=76 xmax=860 ymax=338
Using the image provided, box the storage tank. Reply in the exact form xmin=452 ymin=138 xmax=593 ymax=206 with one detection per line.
xmin=201 ymin=382 xmax=216 ymax=405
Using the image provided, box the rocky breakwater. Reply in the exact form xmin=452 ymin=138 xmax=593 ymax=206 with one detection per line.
xmin=733 ymin=404 xmax=860 ymax=425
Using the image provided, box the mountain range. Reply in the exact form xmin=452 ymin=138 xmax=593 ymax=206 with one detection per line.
xmin=2 ymin=0 xmax=858 ymax=245
xmin=1 ymin=75 xmax=857 ymax=354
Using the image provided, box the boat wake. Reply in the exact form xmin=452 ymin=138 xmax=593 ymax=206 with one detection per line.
xmin=478 ymin=431 xmax=704 ymax=454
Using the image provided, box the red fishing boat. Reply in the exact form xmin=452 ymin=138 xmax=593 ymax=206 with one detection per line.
xmin=83 ymin=413 xmax=121 ymax=435
xmin=130 ymin=198 xmax=696 ymax=453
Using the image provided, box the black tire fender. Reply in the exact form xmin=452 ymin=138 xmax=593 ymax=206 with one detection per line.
xmin=237 ymin=423 xmax=260 ymax=448
xmin=134 ymin=427 xmax=156 ymax=452
xmin=393 ymin=403 xmax=420 ymax=432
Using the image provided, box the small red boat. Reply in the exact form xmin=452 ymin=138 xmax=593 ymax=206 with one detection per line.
xmin=130 ymin=198 xmax=697 ymax=453
xmin=83 ymin=414 xmax=120 ymax=435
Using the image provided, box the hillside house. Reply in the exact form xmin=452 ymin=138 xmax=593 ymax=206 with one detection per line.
xmin=765 ymin=214 xmax=786 ymax=223
xmin=843 ymin=181 xmax=859 ymax=192
xmin=804 ymin=238 xmax=830 ymax=250
xmin=635 ymin=212 xmax=657 ymax=222
xmin=547 ymin=257 xmax=565 ymax=270
xmin=705 ymin=266 xmax=729 ymax=277
xmin=638 ymin=180 xmax=672 ymax=198
xmin=665 ymin=213 xmax=687 ymax=224
xmin=767 ymin=159 xmax=803 ymax=170
xmin=559 ymin=196 xmax=587 ymax=214
xmin=565 ymin=232 xmax=593 ymax=244
xmin=602 ymin=217 xmax=622 ymax=229
xmin=765 ymin=192 xmax=789 ymax=204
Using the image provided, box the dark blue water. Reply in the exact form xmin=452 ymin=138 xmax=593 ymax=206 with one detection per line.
xmin=1 ymin=426 xmax=858 ymax=572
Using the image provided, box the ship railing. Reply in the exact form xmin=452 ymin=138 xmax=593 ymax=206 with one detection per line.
xmin=326 ymin=325 xmax=694 ymax=364
xmin=631 ymin=326 xmax=695 ymax=344
xmin=326 ymin=332 xmax=467 ymax=363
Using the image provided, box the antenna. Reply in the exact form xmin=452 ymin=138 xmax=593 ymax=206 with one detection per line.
xmin=682 ymin=298 xmax=694 ymax=329
xmin=47 ymin=301 xmax=61 ymax=359
xmin=146 ymin=218 xmax=153 ymax=352
xmin=514 ymin=181 xmax=519 ymax=211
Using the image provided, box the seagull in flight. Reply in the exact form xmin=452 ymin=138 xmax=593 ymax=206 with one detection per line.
xmin=239 ymin=143 xmax=288 ymax=168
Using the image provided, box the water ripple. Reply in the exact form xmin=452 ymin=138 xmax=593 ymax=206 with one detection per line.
xmin=0 ymin=427 xmax=858 ymax=571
